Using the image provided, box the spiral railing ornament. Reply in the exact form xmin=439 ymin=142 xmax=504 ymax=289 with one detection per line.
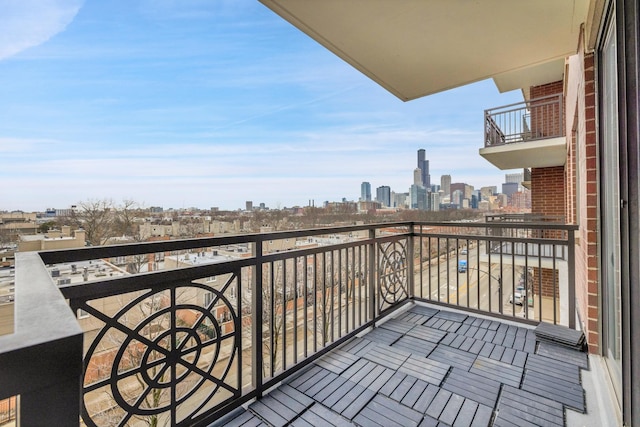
xmin=378 ymin=239 xmax=408 ymax=310
xmin=75 ymin=274 xmax=240 ymax=427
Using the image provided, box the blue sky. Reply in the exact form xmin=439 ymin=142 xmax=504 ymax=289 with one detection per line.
xmin=0 ymin=0 xmax=524 ymax=212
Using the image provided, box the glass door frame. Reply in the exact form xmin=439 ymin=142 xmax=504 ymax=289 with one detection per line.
xmin=597 ymin=0 xmax=640 ymax=425
xmin=598 ymin=6 xmax=622 ymax=402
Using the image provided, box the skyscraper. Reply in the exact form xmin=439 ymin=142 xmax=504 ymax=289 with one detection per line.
xmin=502 ymin=182 xmax=519 ymax=199
xmin=452 ymin=190 xmax=464 ymax=207
xmin=505 ymin=172 xmax=524 ymax=192
xmin=376 ymin=185 xmax=391 ymax=207
xmin=441 ymin=174 xmax=451 ymax=196
xmin=360 ymin=182 xmax=371 ymax=201
xmin=413 ymin=168 xmax=422 ymax=186
xmin=417 ymin=149 xmax=431 ymax=189
xmin=480 ymin=186 xmax=497 ymax=200
xmin=430 ymin=192 xmax=440 ymax=211
xmin=410 ymin=184 xmax=428 ymax=210
xmin=505 ymin=172 xmax=524 ymax=184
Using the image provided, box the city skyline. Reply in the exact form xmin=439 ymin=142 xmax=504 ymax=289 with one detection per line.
xmin=0 ymin=1 xmax=524 ymax=212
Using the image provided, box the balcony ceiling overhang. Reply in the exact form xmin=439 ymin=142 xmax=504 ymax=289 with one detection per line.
xmin=479 ymin=137 xmax=567 ymax=170
xmin=493 ymin=58 xmax=567 ymax=98
xmin=259 ymin=0 xmax=589 ymax=101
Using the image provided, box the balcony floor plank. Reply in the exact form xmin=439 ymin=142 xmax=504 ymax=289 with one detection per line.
xmin=296 ymin=403 xmax=355 ymax=426
xmin=315 ymin=349 xmax=360 ymax=374
xmin=537 ymin=341 xmax=589 ymax=369
xmin=222 ymin=410 xmax=268 ymax=427
xmin=391 ymin=334 xmax=438 ymax=357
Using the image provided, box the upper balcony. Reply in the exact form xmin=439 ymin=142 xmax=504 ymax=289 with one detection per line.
xmin=479 ymin=94 xmax=566 ymax=170
xmin=0 ymin=221 xmax=619 ymax=426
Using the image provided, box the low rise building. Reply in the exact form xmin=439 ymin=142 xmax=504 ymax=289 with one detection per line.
xmin=18 ymin=226 xmax=86 ymax=252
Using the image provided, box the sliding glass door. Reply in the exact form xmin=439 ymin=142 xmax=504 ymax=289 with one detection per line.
xmin=599 ymin=14 xmax=622 ymax=402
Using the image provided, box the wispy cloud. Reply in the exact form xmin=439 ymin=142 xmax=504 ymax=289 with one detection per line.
xmin=0 ymin=0 xmax=84 ymax=60
xmin=0 ymin=1 xmax=524 ymax=212
xmin=0 ymin=137 xmax=56 ymax=152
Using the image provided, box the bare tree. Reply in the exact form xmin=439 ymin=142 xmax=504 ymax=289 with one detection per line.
xmin=68 ymin=198 xmax=151 ymax=247
xmin=71 ymin=199 xmax=116 ymax=246
xmin=178 ymin=219 xmax=205 ymax=238
xmin=0 ymin=228 xmax=12 ymax=248
xmin=113 ymin=200 xmax=151 ymax=274
xmin=113 ymin=199 xmax=142 ymax=239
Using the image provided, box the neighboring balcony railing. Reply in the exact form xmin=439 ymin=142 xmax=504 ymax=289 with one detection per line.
xmin=485 ymin=214 xmax=568 ymax=259
xmin=485 ymin=213 xmax=566 ymax=223
xmin=484 ymin=94 xmax=564 ymax=147
xmin=1 ymin=221 xmax=577 ymax=426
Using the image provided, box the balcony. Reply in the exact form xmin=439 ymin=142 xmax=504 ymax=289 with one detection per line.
xmin=0 ymin=222 xmax=619 ymax=426
xmin=479 ymin=94 xmax=566 ymax=170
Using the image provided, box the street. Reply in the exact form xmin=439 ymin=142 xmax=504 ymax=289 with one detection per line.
xmin=414 ymin=242 xmax=534 ymax=318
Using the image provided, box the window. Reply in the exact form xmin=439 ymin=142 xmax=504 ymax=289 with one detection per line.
xmin=203 ymin=292 xmax=214 ymax=307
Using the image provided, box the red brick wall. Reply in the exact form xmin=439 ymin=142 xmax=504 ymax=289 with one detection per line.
xmin=580 ymin=53 xmax=600 ymax=352
xmin=531 ymin=267 xmax=560 ymax=297
xmin=531 ymin=166 xmax=566 ymax=218
xmin=528 ymin=82 xmax=567 ymax=301
xmin=566 ymin=51 xmax=599 ymax=353
xmin=530 ymin=81 xmax=564 ymax=138
xmin=530 ymin=80 xmax=564 ymax=98
xmin=529 ymin=81 xmax=567 ymax=222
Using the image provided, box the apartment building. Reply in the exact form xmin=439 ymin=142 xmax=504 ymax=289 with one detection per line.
xmin=0 ymin=212 xmax=38 ymax=245
xmin=18 ymin=226 xmax=86 ymax=252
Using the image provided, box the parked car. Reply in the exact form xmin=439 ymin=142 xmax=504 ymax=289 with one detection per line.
xmin=509 ymin=285 xmax=526 ymax=305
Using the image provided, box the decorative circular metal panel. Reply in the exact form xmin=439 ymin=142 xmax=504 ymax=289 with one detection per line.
xmin=79 ymin=279 xmax=240 ymax=426
xmin=378 ymin=240 xmax=408 ymax=309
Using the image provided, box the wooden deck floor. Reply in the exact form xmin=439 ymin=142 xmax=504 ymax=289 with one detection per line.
xmin=216 ymin=304 xmax=589 ymax=427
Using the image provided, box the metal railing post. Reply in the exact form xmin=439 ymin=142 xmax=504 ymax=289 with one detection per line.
xmin=21 ymin=379 xmax=81 ymax=426
xmin=408 ymin=223 xmax=415 ymax=299
xmin=558 ymin=93 xmax=564 ymax=138
xmin=251 ymin=238 xmax=263 ymax=396
xmin=568 ymin=229 xmax=576 ymax=329
xmin=368 ymin=228 xmax=376 ymax=320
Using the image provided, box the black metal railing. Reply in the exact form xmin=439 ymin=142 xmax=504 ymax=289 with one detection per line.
xmin=1 ymin=221 xmax=577 ymax=426
xmin=412 ymin=222 xmax=575 ymax=326
xmin=484 ymin=94 xmax=564 ymax=147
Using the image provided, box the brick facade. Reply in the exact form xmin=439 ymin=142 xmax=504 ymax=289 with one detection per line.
xmin=531 ymin=268 xmax=560 ymax=298
xmin=565 ymin=49 xmax=599 ymax=353
xmin=530 ymin=81 xmax=564 ymax=139
xmin=531 ymin=166 xmax=566 ymax=219
xmin=577 ymin=53 xmax=599 ymax=352
xmin=530 ymin=80 xmax=564 ymax=99
xmin=530 ymin=80 xmax=567 ymax=220
xmin=528 ymin=81 xmax=567 ymax=303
